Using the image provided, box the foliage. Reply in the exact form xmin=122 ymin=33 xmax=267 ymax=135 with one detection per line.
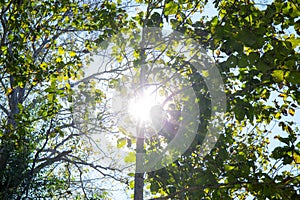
xmin=1 ymin=0 xmax=300 ymax=199
xmin=0 ymin=0 xmax=126 ymax=199
xmin=124 ymin=0 xmax=300 ymax=199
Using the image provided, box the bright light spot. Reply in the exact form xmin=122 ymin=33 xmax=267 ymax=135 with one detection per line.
xmin=128 ymin=86 xmax=165 ymax=123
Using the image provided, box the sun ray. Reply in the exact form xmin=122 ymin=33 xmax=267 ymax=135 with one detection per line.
xmin=128 ymin=86 xmax=165 ymax=123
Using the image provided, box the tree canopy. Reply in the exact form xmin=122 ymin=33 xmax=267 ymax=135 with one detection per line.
xmin=0 ymin=0 xmax=126 ymax=199
xmin=0 ymin=0 xmax=299 ymax=199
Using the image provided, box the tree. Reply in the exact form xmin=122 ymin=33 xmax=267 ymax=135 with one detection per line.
xmin=138 ymin=0 xmax=300 ymax=199
xmin=0 ymin=0 xmax=128 ymax=199
xmin=99 ymin=1 xmax=225 ymax=199
xmin=1 ymin=0 xmax=300 ymax=199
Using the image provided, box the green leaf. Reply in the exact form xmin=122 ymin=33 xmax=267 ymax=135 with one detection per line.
xmin=119 ymin=126 xmax=129 ymax=135
xmin=56 ymin=57 xmax=62 ymax=63
xmin=127 ymin=173 xmax=135 ymax=177
xmin=234 ymin=107 xmax=245 ymax=121
xmin=164 ymin=1 xmax=179 ymax=15
xmin=274 ymin=112 xmax=281 ymax=119
xmin=293 ymin=152 xmax=300 ymax=164
xmin=271 ymin=147 xmax=285 ymax=159
xmin=285 ymin=70 xmax=300 ymax=84
xmin=124 ymin=151 xmax=136 ymax=163
xmin=277 ymin=136 xmax=290 ymax=145
xmin=237 ymin=31 xmax=256 ymax=47
xmin=69 ymin=51 xmax=76 ymax=57
xmin=150 ymin=182 xmax=159 ymax=193
xmin=117 ymin=138 xmax=126 ymax=148
xmin=283 ymin=155 xmax=293 ymax=165
xmin=58 ymin=46 xmax=65 ymax=55
xmin=287 ymin=37 xmax=300 ymax=49
xmin=224 ymin=164 xmax=235 ymax=171
xmin=210 ymin=16 xmax=218 ymax=27
xmin=288 ymin=108 xmax=295 ymax=116
xmin=271 ymin=70 xmax=284 ymax=83
xmin=129 ymin=180 xmax=134 ymax=189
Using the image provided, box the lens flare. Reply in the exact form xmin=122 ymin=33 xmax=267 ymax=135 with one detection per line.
xmin=128 ymin=86 xmax=164 ymax=123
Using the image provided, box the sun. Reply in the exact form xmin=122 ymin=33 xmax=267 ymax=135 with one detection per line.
xmin=128 ymin=86 xmax=165 ymax=123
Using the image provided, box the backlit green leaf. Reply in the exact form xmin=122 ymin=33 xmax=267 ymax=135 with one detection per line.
xmin=124 ymin=151 xmax=136 ymax=163
xmin=271 ymin=70 xmax=284 ymax=83
xmin=164 ymin=1 xmax=179 ymax=15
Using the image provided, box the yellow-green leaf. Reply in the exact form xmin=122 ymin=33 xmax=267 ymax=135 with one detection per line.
xmin=129 ymin=180 xmax=134 ymax=189
xmin=66 ymin=82 xmax=71 ymax=90
xmin=56 ymin=57 xmax=62 ymax=62
xmin=224 ymin=164 xmax=235 ymax=171
xmin=6 ymin=88 xmax=13 ymax=96
xmin=119 ymin=126 xmax=129 ymax=135
xmin=288 ymin=108 xmax=295 ymax=116
xmin=293 ymin=152 xmax=300 ymax=164
xmin=271 ymin=70 xmax=284 ymax=83
xmin=40 ymin=62 xmax=47 ymax=70
xmin=69 ymin=51 xmax=76 ymax=57
xmin=164 ymin=1 xmax=179 ymax=15
xmin=117 ymin=138 xmax=126 ymax=148
xmin=275 ymin=112 xmax=281 ymax=119
xmin=124 ymin=151 xmax=136 ymax=163
xmin=287 ymin=37 xmax=300 ymax=49
xmin=58 ymin=46 xmax=65 ymax=55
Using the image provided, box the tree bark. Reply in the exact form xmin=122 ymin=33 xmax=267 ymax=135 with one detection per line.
xmin=134 ymin=130 xmax=144 ymax=200
xmin=134 ymin=29 xmax=147 ymax=199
